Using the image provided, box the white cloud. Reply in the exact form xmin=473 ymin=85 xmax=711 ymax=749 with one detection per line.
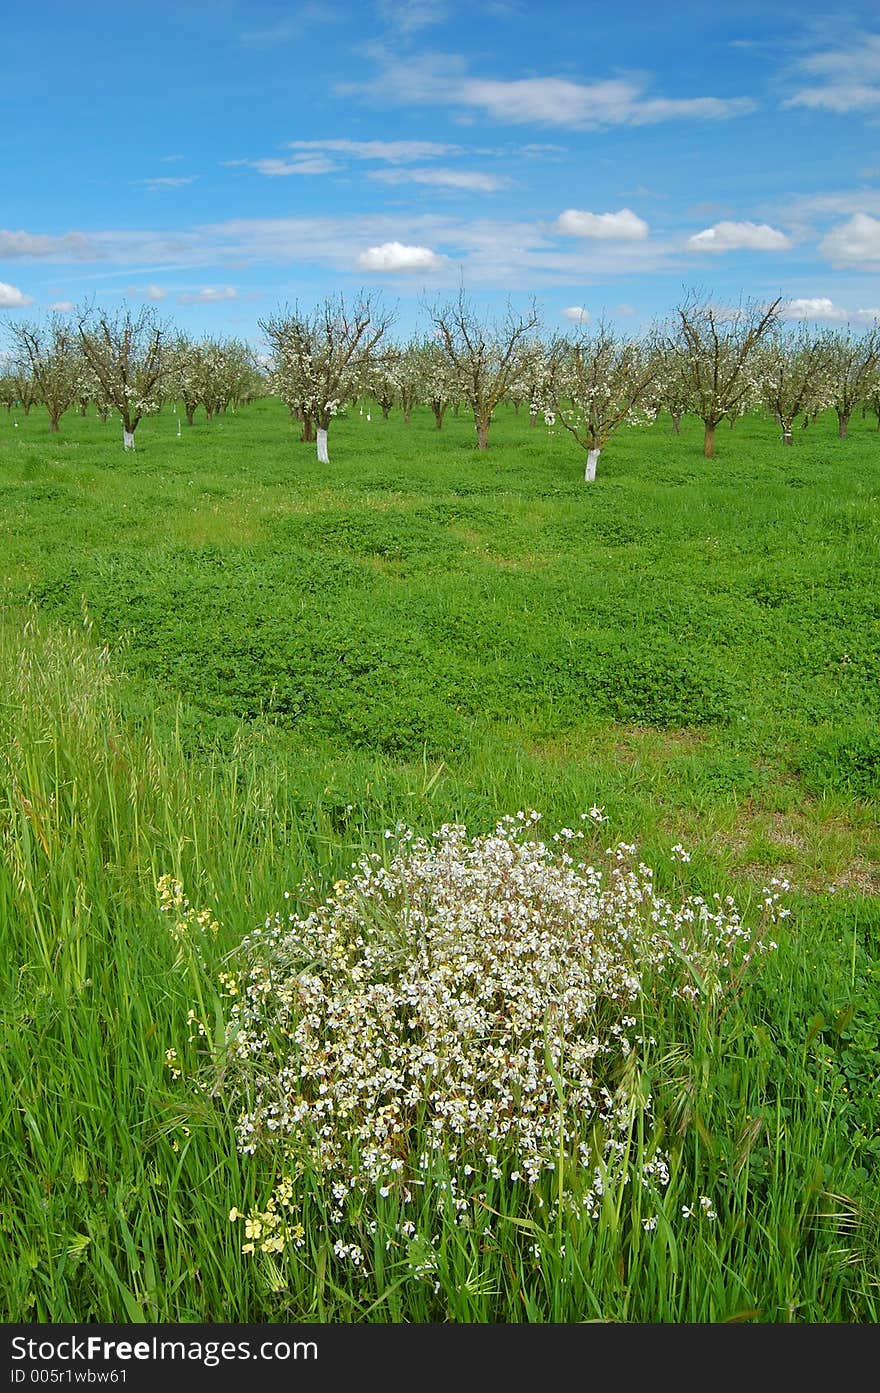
xmin=239 ymin=9 xmax=339 ymax=45
xmin=783 ymin=296 xmax=880 ymax=324
xmin=785 ymin=34 xmax=880 ymax=114
xmin=138 ymin=176 xmax=198 ymax=191
xmin=371 ymin=167 xmax=507 ymax=192
xmin=783 ymin=189 xmax=880 ymax=220
xmin=286 ymin=138 xmax=460 ymax=163
xmin=819 ymin=212 xmax=880 ymax=268
xmin=556 ymin=208 xmax=649 ymax=240
xmin=357 ymin=241 xmax=446 ymax=271
xmin=340 ymin=52 xmax=755 ymax=129
xmin=376 ymin=0 xmax=447 ymax=35
xmin=177 ymin=286 xmax=238 ymax=304
xmin=561 ymin=305 xmax=590 ymax=322
xmin=0 ymin=229 xmax=97 ymax=260
xmin=48 ymin=299 xmax=75 ymax=312
xmin=0 ymin=281 xmax=34 ymax=308
xmin=782 ymin=297 xmax=848 ymax=321
xmin=126 ymin=284 xmax=167 ymax=301
xmin=0 ymin=213 xmax=674 ymax=289
xmin=686 ymin=220 xmax=792 ymax=252
xmin=234 ymin=156 xmax=338 ymax=177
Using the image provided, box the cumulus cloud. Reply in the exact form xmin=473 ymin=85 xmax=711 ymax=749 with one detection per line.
xmin=356 ymin=241 xmax=446 ymax=271
xmin=556 ymin=208 xmax=649 ymax=240
xmin=561 ymin=305 xmax=590 ymax=322
xmin=0 ymin=281 xmax=34 ymax=308
xmin=177 ymin=286 xmax=238 ymax=304
xmin=782 ymin=297 xmax=848 ymax=321
xmin=782 ymin=296 xmax=880 ymax=323
xmin=686 ymin=220 xmax=792 ymax=252
xmin=0 ymin=213 xmax=673 ymax=289
xmin=819 ymin=212 xmax=880 ymax=268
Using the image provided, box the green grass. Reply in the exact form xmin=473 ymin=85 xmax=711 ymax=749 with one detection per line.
xmin=0 ymin=398 xmax=878 ymax=1321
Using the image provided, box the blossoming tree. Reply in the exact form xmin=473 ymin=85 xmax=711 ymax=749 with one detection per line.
xmin=77 ymin=306 xmax=167 ymax=449
xmin=396 ymin=340 xmax=426 ymax=426
xmin=261 ymin=294 xmax=392 ymax=462
xmin=421 ymin=339 xmax=456 ymax=430
xmin=172 ymin=336 xmax=262 ymax=425
xmin=671 ymin=294 xmax=781 ymax=458
xmin=756 ymin=329 xmax=832 ymax=445
xmin=816 ymin=327 xmax=880 ymax=439
xmin=548 ymin=323 xmax=662 ymax=481
xmin=7 ymin=315 xmax=85 ymax=432
xmin=430 ymin=292 xmax=540 ymax=450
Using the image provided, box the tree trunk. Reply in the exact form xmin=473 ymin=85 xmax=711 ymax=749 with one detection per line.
xmin=513 ymin=401 xmax=519 ymax=415
xmin=781 ymin=423 xmax=793 ymax=446
xmin=381 ymin=404 xmax=390 ymax=420
xmin=838 ymin=412 xmax=850 ymax=439
xmin=316 ymin=428 xmax=329 ymax=463
xmin=585 ymin=447 xmax=600 ymax=483
xmin=205 ymin=405 xmax=214 ymax=422
xmin=671 ymin=412 xmax=682 ymax=435
xmin=79 ymin=403 xmax=88 ymax=417
xmin=703 ymin=424 xmax=715 ymax=459
xmin=529 ymin=409 xmax=538 ymax=427
xmin=22 ymin=403 xmax=31 ymax=416
xmin=49 ymin=415 xmax=60 ymax=432
xmin=301 ymin=415 xmax=313 ymax=443
xmin=185 ymin=405 xmax=195 ymax=426
xmin=432 ymin=404 xmax=443 ymax=430
xmin=403 ymin=409 xmax=410 ymax=425
xmin=453 ymin=402 xmax=460 ymax=418
xmin=476 ymin=420 xmax=489 ymax=450
xmin=123 ymin=429 xmax=135 ymax=451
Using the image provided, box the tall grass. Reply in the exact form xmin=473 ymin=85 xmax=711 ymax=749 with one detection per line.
xmin=1 ymin=615 xmax=877 ymax=1321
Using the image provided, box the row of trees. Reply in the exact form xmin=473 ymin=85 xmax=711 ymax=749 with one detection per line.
xmin=2 ymin=297 xmax=879 ymax=477
xmin=0 ymin=310 xmax=262 ymax=448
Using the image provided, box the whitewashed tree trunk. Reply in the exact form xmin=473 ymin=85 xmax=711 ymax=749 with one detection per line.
xmin=585 ymin=447 xmax=600 ymax=482
xmin=123 ymin=429 xmax=135 ymax=450
xmin=316 ymin=428 xmax=329 ymax=463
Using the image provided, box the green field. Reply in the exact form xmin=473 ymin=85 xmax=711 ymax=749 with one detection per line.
xmin=1 ymin=398 xmax=878 ymax=1321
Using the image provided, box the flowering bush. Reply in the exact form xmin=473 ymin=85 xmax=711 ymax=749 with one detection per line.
xmin=176 ymin=812 xmax=783 ymax=1256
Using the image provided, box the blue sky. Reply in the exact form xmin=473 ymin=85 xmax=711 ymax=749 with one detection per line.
xmin=2 ymin=0 xmax=879 ymax=341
